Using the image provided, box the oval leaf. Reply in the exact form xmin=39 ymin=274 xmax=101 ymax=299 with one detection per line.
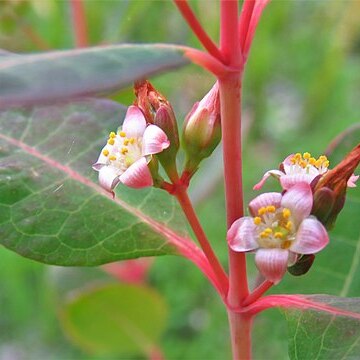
xmin=60 ymin=283 xmax=167 ymax=356
xmin=0 ymin=99 xmax=197 ymax=266
xmin=0 ymin=44 xmax=189 ymax=109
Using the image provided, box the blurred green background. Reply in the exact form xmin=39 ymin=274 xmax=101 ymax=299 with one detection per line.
xmin=0 ymin=0 xmax=359 ymax=359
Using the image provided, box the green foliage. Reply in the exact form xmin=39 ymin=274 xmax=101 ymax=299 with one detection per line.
xmin=0 ymin=100 xmax=187 ymax=265
xmin=0 ymin=44 xmax=188 ymax=108
xmin=60 ymin=283 xmax=168 ymax=357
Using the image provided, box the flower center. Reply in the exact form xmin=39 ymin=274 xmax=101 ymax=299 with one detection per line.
xmin=102 ymin=130 xmax=142 ymax=171
xmin=289 ymin=152 xmax=329 ymax=174
xmin=253 ymin=205 xmax=295 ymax=249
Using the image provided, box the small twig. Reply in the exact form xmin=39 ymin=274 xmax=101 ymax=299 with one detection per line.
xmin=70 ymin=0 xmax=89 ymax=48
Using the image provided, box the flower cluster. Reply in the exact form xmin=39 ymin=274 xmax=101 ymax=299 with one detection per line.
xmin=228 ymin=150 xmax=358 ymax=284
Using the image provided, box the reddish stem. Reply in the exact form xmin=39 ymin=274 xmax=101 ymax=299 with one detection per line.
xmin=70 ymin=0 xmax=89 ymax=48
xmin=173 ymin=0 xmax=224 ymax=63
xmin=241 ymin=280 xmax=273 ymax=307
xmin=238 ymin=0 xmax=256 ymax=52
xmin=227 ymin=312 xmax=253 ymax=360
xmin=220 ymin=0 xmax=242 ymax=66
xmin=175 ymin=188 xmax=228 ymax=297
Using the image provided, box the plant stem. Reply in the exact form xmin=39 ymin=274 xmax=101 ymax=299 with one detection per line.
xmin=242 ymin=280 xmax=273 ymax=307
xmin=175 ymin=188 xmax=228 ymax=296
xmin=70 ymin=0 xmax=88 ymax=48
xmin=173 ymin=0 xmax=224 ymax=63
xmin=227 ymin=312 xmax=253 ymax=360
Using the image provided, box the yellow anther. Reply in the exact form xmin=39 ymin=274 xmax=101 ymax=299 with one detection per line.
xmin=295 ymin=153 xmax=302 ymax=160
xmin=253 ymin=217 xmax=262 ymax=225
xmin=266 ymin=205 xmax=276 ymax=213
xmin=102 ymin=149 xmax=109 ymax=156
xmin=315 ymin=159 xmax=322 ymax=168
xmin=258 ymin=207 xmax=266 ymax=216
xmin=129 ymin=138 xmax=135 ymax=145
xmin=121 ymin=147 xmax=128 ymax=155
xmin=309 ymin=157 xmax=316 ymax=165
xmin=319 ymin=155 xmax=327 ymax=162
xmin=264 ymin=228 xmax=273 ymax=234
xmin=109 ymin=132 xmax=116 ymax=138
xmin=303 ymin=152 xmax=311 ymax=159
xmin=300 ymin=160 xmax=307 ymax=168
xmin=323 ymin=160 xmax=329 ymax=168
xmin=123 ymin=139 xmax=129 ymax=146
xmin=282 ymin=208 xmax=291 ymax=219
xmin=109 ymin=155 xmax=117 ymax=161
xmin=119 ymin=131 xmax=126 ymax=137
xmin=285 ymin=221 xmax=293 ymax=231
xmin=281 ymin=240 xmax=292 ymax=249
xmin=108 ymin=138 xmax=115 ymax=145
xmin=260 ymin=231 xmax=269 ymax=239
xmin=290 ymin=157 xmax=296 ymax=164
xmin=274 ymin=232 xmax=283 ymax=239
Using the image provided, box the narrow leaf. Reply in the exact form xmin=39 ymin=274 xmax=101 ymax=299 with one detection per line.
xmin=0 ymin=44 xmax=189 ymax=109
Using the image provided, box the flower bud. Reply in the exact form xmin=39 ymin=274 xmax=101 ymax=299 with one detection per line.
xmin=312 ymin=143 xmax=360 ymax=229
xmin=182 ymin=82 xmax=221 ymax=174
xmin=134 ymin=80 xmax=180 ymax=180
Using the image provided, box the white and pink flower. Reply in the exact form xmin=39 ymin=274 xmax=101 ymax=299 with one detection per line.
xmin=93 ymin=106 xmax=170 ymax=192
xmin=228 ymin=183 xmax=329 ymax=284
xmin=253 ymin=152 xmax=330 ymax=191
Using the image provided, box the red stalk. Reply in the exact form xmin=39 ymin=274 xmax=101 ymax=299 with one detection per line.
xmin=175 ymin=188 xmax=229 ymax=297
xmin=173 ymin=0 xmax=224 ymax=63
xmin=228 ymin=313 xmax=253 ymax=360
xmin=241 ymin=280 xmax=273 ymax=307
xmin=238 ymin=0 xmax=256 ymax=52
xmin=70 ymin=0 xmax=89 ymax=48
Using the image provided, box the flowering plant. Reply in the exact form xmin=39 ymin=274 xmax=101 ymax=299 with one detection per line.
xmin=0 ymin=1 xmax=360 ymax=359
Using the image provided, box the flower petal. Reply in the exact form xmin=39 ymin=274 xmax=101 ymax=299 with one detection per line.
xmin=98 ymin=166 xmax=122 ymax=192
xmin=92 ymin=145 xmax=111 ymax=171
xmin=255 ymin=248 xmax=289 ymax=285
xmin=281 ymin=183 xmax=313 ymax=224
xmin=249 ymin=192 xmax=282 ymax=217
xmin=280 ymin=173 xmax=314 ymax=190
xmin=282 ymin=153 xmax=295 ymax=173
xmin=253 ymin=169 xmax=284 ymax=190
xmin=119 ymin=157 xmax=153 ymax=188
xmin=347 ymin=174 xmax=359 ymax=188
xmin=142 ymin=124 xmax=170 ymax=156
xmin=122 ymin=105 xmax=147 ymax=138
xmin=291 ymin=217 xmax=329 ymax=254
xmin=227 ymin=217 xmax=259 ymax=252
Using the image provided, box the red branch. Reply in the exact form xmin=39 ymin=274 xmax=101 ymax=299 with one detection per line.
xmin=173 ymin=0 xmax=224 ymax=63
xmin=70 ymin=0 xmax=89 ymax=48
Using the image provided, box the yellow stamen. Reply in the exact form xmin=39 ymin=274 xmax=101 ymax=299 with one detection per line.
xmin=282 ymin=208 xmax=291 ymax=219
xmin=274 ymin=232 xmax=283 ymax=239
xmin=258 ymin=207 xmax=266 ymax=216
xmin=303 ymin=152 xmax=311 ymax=159
xmin=253 ymin=217 xmax=262 ymax=225
xmin=264 ymin=228 xmax=273 ymax=234
xmin=102 ymin=149 xmax=109 ymax=156
xmin=309 ymin=157 xmax=316 ymax=165
xmin=108 ymin=138 xmax=115 ymax=145
xmin=266 ymin=205 xmax=276 ymax=213
xmin=121 ymin=147 xmax=128 ymax=155
xmin=123 ymin=139 xmax=129 ymax=146
xmin=109 ymin=132 xmax=116 ymax=138
xmin=260 ymin=231 xmax=269 ymax=239
xmin=109 ymin=155 xmax=117 ymax=161
xmin=281 ymin=240 xmax=292 ymax=249
xmin=323 ymin=160 xmax=329 ymax=168
xmin=129 ymin=138 xmax=135 ymax=145
xmin=119 ymin=131 xmax=126 ymax=137
xmin=285 ymin=221 xmax=292 ymax=231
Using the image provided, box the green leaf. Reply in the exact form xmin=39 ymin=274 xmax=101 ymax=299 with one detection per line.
xmin=0 ymin=44 xmax=189 ymax=109
xmin=60 ymin=283 xmax=167 ymax=356
xmin=284 ymin=295 xmax=360 ymax=360
xmin=0 ymin=99 xmax=191 ymax=266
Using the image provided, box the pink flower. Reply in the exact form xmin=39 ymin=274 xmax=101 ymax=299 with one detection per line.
xmin=228 ymin=183 xmax=329 ymax=284
xmin=93 ymin=106 xmax=169 ymax=192
xmin=253 ymin=152 xmax=330 ymax=190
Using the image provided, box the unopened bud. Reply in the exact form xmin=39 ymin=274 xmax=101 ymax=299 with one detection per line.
xmin=134 ymin=80 xmax=180 ymax=180
xmin=312 ymin=143 xmax=360 ymax=229
xmin=182 ymin=82 xmax=221 ymax=174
